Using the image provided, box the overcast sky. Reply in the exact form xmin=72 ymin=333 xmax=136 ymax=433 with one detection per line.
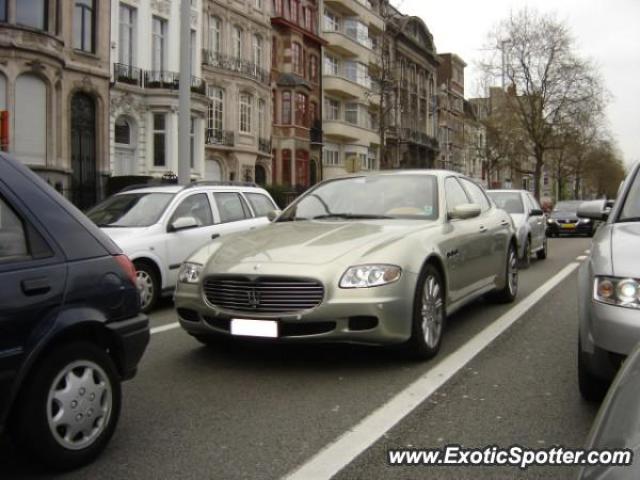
xmin=400 ymin=0 xmax=640 ymax=167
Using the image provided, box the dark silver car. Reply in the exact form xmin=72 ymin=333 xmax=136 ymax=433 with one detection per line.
xmin=577 ymin=162 xmax=640 ymax=400
xmin=175 ymin=171 xmax=519 ymax=359
xmin=487 ymin=189 xmax=548 ymax=268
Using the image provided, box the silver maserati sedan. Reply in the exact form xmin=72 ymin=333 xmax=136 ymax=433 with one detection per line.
xmin=175 ymin=171 xmax=519 ymax=359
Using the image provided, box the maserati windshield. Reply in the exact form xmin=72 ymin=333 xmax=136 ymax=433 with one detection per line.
xmin=279 ymin=174 xmax=439 ymax=221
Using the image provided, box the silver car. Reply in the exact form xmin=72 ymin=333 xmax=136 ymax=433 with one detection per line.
xmin=487 ymin=189 xmax=548 ymax=268
xmin=577 ymin=161 xmax=640 ymax=400
xmin=175 ymin=171 xmax=518 ymax=359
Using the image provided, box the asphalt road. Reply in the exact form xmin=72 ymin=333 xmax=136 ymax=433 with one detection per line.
xmin=0 ymin=237 xmax=599 ymax=479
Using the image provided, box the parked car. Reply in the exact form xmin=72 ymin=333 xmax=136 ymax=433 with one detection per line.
xmin=87 ymin=182 xmax=278 ymax=312
xmin=175 ymin=171 xmax=518 ymax=359
xmin=577 ymin=341 xmax=640 ymax=480
xmin=487 ymin=189 xmax=548 ymax=268
xmin=577 ymin=161 xmax=640 ymax=400
xmin=546 ymin=200 xmax=595 ymax=237
xmin=0 ymin=154 xmax=149 ymax=470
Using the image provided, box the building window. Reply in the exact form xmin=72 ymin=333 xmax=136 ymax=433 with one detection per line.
xmin=191 ymin=29 xmax=197 ymax=75
xmin=0 ymin=0 xmax=7 ymax=22
xmin=115 ymin=117 xmax=131 ymax=144
xmin=292 ymin=42 xmax=303 ymax=75
xmin=119 ymin=3 xmax=136 ymax=65
xmin=324 ymin=98 xmax=339 ymax=121
xmin=255 ymin=0 xmax=262 ymax=9
xmin=344 ymin=18 xmax=370 ymax=48
xmin=16 ymin=0 xmax=48 ymax=30
xmin=74 ymin=0 xmax=95 ymax=52
xmin=323 ymin=9 xmax=339 ymax=31
xmin=281 ymin=91 xmax=291 ymax=124
xmin=290 ymin=0 xmax=298 ymax=23
xmin=208 ymin=87 xmax=224 ymax=134
xmin=152 ymin=113 xmax=166 ymax=167
xmin=309 ymin=101 xmax=318 ymax=125
xmin=345 ymin=103 xmax=358 ymax=125
xmin=271 ymin=89 xmax=276 ymax=124
xmin=282 ymin=149 xmax=292 ymax=185
xmin=309 ymin=55 xmax=318 ymax=82
xmin=190 ymin=117 xmax=196 ymax=168
xmin=233 ymin=26 xmax=243 ymax=60
xmin=152 ymin=17 xmax=167 ymax=72
xmin=295 ymin=93 xmax=307 ymax=127
xmin=344 ymin=61 xmax=370 ymax=87
xmin=209 ymin=16 xmax=222 ymax=54
xmin=257 ymin=99 xmax=266 ymax=138
xmin=324 ymin=54 xmax=338 ymax=76
xmin=15 ymin=74 xmax=47 ymax=166
xmin=239 ymin=94 xmax=252 ymax=133
xmin=253 ymin=34 xmax=263 ymax=69
xmin=323 ymin=143 xmax=340 ymax=166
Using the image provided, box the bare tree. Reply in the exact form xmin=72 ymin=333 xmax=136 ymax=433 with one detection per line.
xmin=480 ymin=8 xmax=606 ymax=200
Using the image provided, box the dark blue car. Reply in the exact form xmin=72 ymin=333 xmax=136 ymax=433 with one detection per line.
xmin=0 ymin=154 xmax=149 ymax=470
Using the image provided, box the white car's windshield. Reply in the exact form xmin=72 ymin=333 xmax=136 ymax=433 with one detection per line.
xmin=88 ymin=192 xmax=175 ymax=227
xmin=619 ymin=168 xmax=640 ymax=222
xmin=488 ymin=192 xmax=524 ymax=214
xmin=279 ymin=175 xmax=439 ymax=221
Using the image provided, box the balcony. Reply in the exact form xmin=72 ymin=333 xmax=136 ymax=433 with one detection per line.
xmin=205 ymin=129 xmax=235 ymax=147
xmin=323 ymin=30 xmax=374 ymax=63
xmin=324 ymin=0 xmax=383 ymax=32
xmin=388 ymin=127 xmax=439 ymax=151
xmin=323 ymin=75 xmax=369 ymax=99
xmin=258 ymin=137 xmax=271 ymax=154
xmin=113 ymin=67 xmax=207 ymax=94
xmin=114 ymin=63 xmax=142 ymax=86
xmin=323 ymin=119 xmax=379 ymax=145
xmin=202 ymin=50 xmax=270 ymax=85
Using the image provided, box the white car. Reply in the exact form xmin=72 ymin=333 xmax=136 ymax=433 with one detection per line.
xmin=487 ymin=189 xmax=548 ymax=268
xmin=87 ymin=182 xmax=278 ymax=311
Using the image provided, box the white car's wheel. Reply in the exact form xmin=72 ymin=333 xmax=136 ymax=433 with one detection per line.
xmin=135 ymin=261 xmax=159 ymax=313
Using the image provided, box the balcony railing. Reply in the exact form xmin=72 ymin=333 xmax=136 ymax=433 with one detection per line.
xmin=202 ymin=50 xmax=270 ymax=85
xmin=310 ymin=126 xmax=323 ymax=144
xmin=113 ymin=66 xmax=207 ymax=94
xmin=114 ymin=63 xmax=142 ymax=86
xmin=205 ymin=129 xmax=235 ymax=147
xmin=258 ymin=137 xmax=271 ymax=154
xmin=398 ymin=128 xmax=439 ymax=150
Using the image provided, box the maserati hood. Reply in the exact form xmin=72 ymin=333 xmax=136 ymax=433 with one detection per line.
xmin=201 ymin=220 xmax=437 ymax=269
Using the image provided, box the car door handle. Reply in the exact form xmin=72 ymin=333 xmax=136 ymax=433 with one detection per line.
xmin=500 ymin=220 xmax=510 ymax=226
xmin=211 ymin=233 xmax=220 ymax=240
xmin=479 ymin=225 xmax=488 ymax=233
xmin=21 ymin=277 xmax=51 ymax=296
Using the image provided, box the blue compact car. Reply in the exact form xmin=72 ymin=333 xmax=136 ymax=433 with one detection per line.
xmin=0 ymin=154 xmax=149 ymax=470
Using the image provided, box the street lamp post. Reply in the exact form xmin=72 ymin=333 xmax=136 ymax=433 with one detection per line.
xmin=178 ymin=0 xmax=192 ymax=186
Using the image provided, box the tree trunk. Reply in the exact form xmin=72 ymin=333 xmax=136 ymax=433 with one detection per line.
xmin=533 ymin=145 xmax=544 ymax=201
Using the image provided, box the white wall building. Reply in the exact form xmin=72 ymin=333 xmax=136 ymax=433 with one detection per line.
xmin=109 ymin=0 xmax=209 ymax=181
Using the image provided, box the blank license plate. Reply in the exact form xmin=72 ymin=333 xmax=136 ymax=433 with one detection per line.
xmin=231 ymin=319 xmax=278 ymax=338
xmin=561 ymin=224 xmax=576 ymax=229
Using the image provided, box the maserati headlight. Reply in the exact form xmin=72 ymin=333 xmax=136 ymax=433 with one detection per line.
xmin=340 ymin=264 xmax=402 ymax=288
xmin=547 ymin=218 xmax=555 ymax=224
xmin=178 ymin=262 xmax=203 ymax=284
xmin=579 ymin=218 xmax=591 ymax=224
xmin=594 ymin=276 xmax=640 ymax=308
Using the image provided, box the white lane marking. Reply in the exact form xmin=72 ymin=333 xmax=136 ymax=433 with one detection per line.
xmin=150 ymin=322 xmax=180 ymax=335
xmin=576 ymin=255 xmax=588 ymax=261
xmin=284 ymin=261 xmax=581 ymax=480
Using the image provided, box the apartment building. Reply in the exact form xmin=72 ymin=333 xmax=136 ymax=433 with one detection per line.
xmin=383 ymin=10 xmax=439 ymax=169
xmin=320 ymin=0 xmax=382 ymax=178
xmin=0 ymin=0 xmax=111 ymax=209
xmin=436 ymin=53 xmax=466 ymax=173
xmin=271 ymin=0 xmax=325 ymax=188
xmin=201 ymin=0 xmax=272 ymax=183
xmin=462 ymin=99 xmax=486 ymax=184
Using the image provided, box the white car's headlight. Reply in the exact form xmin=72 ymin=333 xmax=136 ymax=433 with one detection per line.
xmin=594 ymin=276 xmax=640 ymax=308
xmin=179 ymin=262 xmax=203 ymax=284
xmin=547 ymin=219 xmax=555 ymax=224
xmin=579 ymin=218 xmax=591 ymax=224
xmin=340 ymin=264 xmax=402 ymax=288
